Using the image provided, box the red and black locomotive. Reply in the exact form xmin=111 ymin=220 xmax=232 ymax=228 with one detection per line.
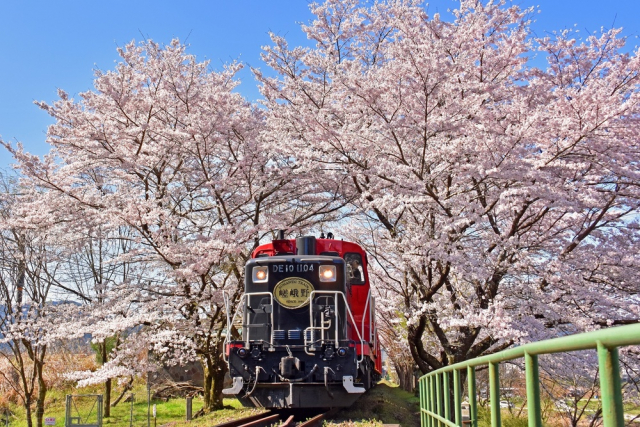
xmin=223 ymin=233 xmax=382 ymax=408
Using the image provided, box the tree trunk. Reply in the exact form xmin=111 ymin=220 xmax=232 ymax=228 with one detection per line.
xmin=395 ymin=364 xmax=415 ymax=392
xmin=25 ymin=396 xmax=33 ymax=427
xmin=111 ymin=377 xmax=134 ymax=407
xmin=35 ymin=388 xmax=45 ymax=427
xmin=397 ymin=366 xmax=407 ymax=391
xmin=17 ymin=257 xmax=24 ymax=306
xmin=100 ymin=341 xmax=111 ymax=416
xmin=202 ymin=341 xmax=227 ymax=411
xmin=35 ymin=355 xmax=47 ymax=427
xmin=105 ymin=378 xmax=112 ymax=417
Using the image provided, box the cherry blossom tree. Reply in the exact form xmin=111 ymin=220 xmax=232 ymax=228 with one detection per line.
xmin=0 ymin=172 xmax=58 ymax=427
xmin=537 ymin=352 xmax=603 ymax=427
xmin=51 ymin=226 xmax=141 ymax=416
xmin=259 ymin=0 xmax=640 ymax=375
xmin=3 ymin=39 xmax=345 ymax=411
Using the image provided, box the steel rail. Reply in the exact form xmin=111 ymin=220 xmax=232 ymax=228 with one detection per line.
xmin=296 ymin=412 xmax=328 ymax=427
xmin=280 ymin=415 xmax=296 ymax=427
xmin=213 ymin=410 xmax=330 ymax=427
xmin=213 ymin=411 xmax=275 ymax=427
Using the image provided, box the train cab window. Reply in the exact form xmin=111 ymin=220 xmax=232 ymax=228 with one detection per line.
xmin=344 ymin=253 xmax=365 ymax=285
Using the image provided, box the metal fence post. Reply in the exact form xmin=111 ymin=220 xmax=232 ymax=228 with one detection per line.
xmin=443 ymin=370 xmax=451 ymax=423
xmin=467 ymin=367 xmax=477 ymax=427
xmin=418 ymin=376 xmax=427 ymax=427
xmin=489 ymin=362 xmax=501 ymax=427
xmin=98 ymin=395 xmax=103 ymax=427
xmin=453 ymin=369 xmax=461 ymax=426
xmin=525 ymin=352 xmax=542 ymax=427
xmin=429 ymin=375 xmax=436 ymax=427
xmin=436 ymin=372 xmax=443 ymax=427
xmin=424 ymin=376 xmax=431 ymax=427
xmin=129 ymin=394 xmax=134 ymax=427
xmin=147 ymin=376 xmax=151 ymax=427
xmin=597 ymin=342 xmax=624 ymax=427
xmin=65 ymin=395 xmax=71 ymax=427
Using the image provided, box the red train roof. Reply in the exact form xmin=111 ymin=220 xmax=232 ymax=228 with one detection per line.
xmin=252 ymin=237 xmax=366 ymax=259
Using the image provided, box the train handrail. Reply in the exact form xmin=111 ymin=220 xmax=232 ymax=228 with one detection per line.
xmin=418 ymin=323 xmax=640 ymax=427
xmin=223 ymin=290 xmax=231 ymax=358
xmin=305 ymin=290 xmax=365 ymax=367
xmin=303 ymin=294 xmax=337 ymax=353
xmin=223 ymin=291 xmax=275 ymax=363
xmin=243 ymin=292 xmax=275 ymax=349
xmin=224 ymin=290 xmax=366 ymax=369
xmin=360 ymin=288 xmax=371 ymax=345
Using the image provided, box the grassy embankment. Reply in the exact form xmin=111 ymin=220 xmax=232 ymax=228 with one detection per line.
xmin=5 ymin=380 xmax=420 ymax=427
xmin=8 ymin=380 xmax=585 ymax=427
xmin=4 ymin=382 xmax=264 ymax=427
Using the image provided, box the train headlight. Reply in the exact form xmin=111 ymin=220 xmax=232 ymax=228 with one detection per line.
xmin=319 ymin=265 xmax=336 ymax=282
xmin=253 ymin=266 xmax=268 ymax=283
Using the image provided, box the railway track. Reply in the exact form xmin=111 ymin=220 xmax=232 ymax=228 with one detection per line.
xmin=213 ymin=410 xmax=330 ymax=427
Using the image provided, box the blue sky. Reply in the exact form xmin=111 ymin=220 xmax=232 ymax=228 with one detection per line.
xmin=1 ymin=0 xmax=639 ymax=170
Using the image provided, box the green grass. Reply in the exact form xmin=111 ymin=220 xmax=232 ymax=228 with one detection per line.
xmin=475 ymin=406 xmax=528 ymax=427
xmin=5 ymin=379 xmax=448 ymax=427
xmin=625 ymin=406 xmax=640 ymax=415
xmin=101 ymin=394 xmax=205 ymax=427
xmin=5 ymin=383 xmax=264 ymax=427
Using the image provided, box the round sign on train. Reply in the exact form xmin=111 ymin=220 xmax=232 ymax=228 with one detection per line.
xmin=273 ymin=277 xmax=314 ymax=309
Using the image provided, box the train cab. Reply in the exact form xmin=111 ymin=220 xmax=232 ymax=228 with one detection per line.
xmin=223 ymin=234 xmax=382 ymax=408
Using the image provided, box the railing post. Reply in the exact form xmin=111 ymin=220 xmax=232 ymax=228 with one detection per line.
xmin=420 ymin=376 xmax=427 ymax=427
xmin=444 ymin=370 xmax=451 ymax=423
xmin=436 ymin=372 xmax=443 ymax=426
xmin=426 ymin=376 xmax=432 ymax=427
xmin=489 ymin=361 xmax=501 ymax=427
xmin=468 ymin=366 xmax=477 ymax=427
xmin=427 ymin=375 xmax=433 ymax=427
xmin=65 ymin=395 xmax=71 ymax=427
xmin=597 ymin=342 xmax=624 ymax=427
xmin=186 ymin=396 xmax=192 ymax=421
xmin=431 ymin=375 xmax=438 ymax=427
xmin=454 ymin=369 xmax=462 ymax=426
xmin=97 ymin=395 xmax=103 ymax=427
xmin=525 ymin=352 xmax=542 ymax=427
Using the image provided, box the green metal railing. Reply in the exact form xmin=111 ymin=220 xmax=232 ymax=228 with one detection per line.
xmin=419 ymin=323 xmax=640 ymax=427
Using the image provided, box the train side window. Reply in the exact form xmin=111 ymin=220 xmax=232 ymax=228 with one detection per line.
xmin=344 ymin=253 xmax=365 ymax=285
